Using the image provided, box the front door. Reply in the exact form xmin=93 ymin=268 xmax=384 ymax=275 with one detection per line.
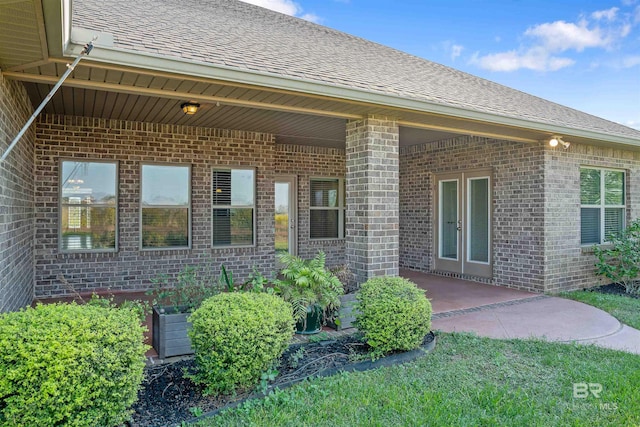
xmin=434 ymin=170 xmax=492 ymax=278
xmin=275 ymin=176 xmax=297 ymax=259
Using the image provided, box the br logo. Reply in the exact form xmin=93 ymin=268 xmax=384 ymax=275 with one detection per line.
xmin=573 ymin=383 xmax=602 ymax=399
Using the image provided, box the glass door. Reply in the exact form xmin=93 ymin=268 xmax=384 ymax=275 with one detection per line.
xmin=435 ymin=170 xmax=492 ymax=278
xmin=275 ymin=176 xmax=297 ymax=258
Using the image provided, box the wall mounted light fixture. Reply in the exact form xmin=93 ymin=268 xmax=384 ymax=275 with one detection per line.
xmin=549 ymin=136 xmax=570 ymax=149
xmin=180 ymin=102 xmax=200 ymax=115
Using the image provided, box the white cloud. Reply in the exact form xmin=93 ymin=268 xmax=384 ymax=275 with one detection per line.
xmin=451 ymin=44 xmax=463 ymax=60
xmin=472 ymin=4 xmax=638 ymax=73
xmin=623 ymin=55 xmax=640 ymax=67
xmin=592 ymin=7 xmax=619 ymax=21
xmin=300 ymin=13 xmax=321 ymax=23
xmin=524 ymin=20 xmax=609 ymax=52
xmin=240 ymin=0 xmax=300 ymax=15
xmin=239 ymin=0 xmax=320 ymax=22
xmin=470 ymin=48 xmax=574 ymax=72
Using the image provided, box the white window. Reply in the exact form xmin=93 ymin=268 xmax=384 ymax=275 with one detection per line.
xmin=141 ymin=164 xmax=191 ymax=249
xmin=580 ymin=167 xmax=625 ymax=245
xmin=60 ymin=160 xmax=117 ymax=251
xmin=310 ymin=178 xmax=345 ymax=239
xmin=212 ymin=168 xmax=255 ymax=247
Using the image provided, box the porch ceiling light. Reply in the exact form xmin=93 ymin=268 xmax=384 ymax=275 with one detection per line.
xmin=180 ymin=102 xmax=200 ymax=115
xmin=549 ymin=136 xmax=570 ymax=149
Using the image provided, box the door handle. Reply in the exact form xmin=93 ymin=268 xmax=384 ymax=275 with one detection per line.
xmin=456 ymin=220 xmax=462 ymax=231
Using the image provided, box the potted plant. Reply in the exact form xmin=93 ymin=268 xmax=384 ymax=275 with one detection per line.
xmin=148 ymin=264 xmax=226 ymax=358
xmin=274 ymin=251 xmax=344 ymax=334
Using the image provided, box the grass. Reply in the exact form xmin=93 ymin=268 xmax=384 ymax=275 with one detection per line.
xmin=559 ymin=290 xmax=640 ymax=330
xmin=196 ymin=333 xmax=640 ymax=426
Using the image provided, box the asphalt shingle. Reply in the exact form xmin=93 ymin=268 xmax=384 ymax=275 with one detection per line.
xmin=72 ymin=0 xmax=640 ymax=140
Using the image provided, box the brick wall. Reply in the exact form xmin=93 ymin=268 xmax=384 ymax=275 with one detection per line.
xmin=274 ymin=144 xmax=346 ymax=265
xmin=346 ymin=116 xmax=399 ymax=283
xmin=34 ymin=115 xmax=346 ymax=298
xmin=0 ymin=74 xmax=35 ymax=312
xmin=34 ymin=115 xmax=276 ymax=297
xmin=544 ymin=143 xmax=640 ymax=292
xmin=400 ymin=136 xmax=546 ymax=292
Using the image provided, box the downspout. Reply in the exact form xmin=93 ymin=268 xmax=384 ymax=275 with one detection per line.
xmin=0 ymin=39 xmax=95 ymax=162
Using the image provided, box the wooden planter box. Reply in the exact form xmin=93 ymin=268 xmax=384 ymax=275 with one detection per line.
xmin=152 ymin=306 xmax=194 ymax=359
xmin=328 ymin=293 xmax=358 ymax=330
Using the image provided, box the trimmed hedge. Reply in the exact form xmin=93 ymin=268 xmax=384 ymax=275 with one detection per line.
xmin=355 ymin=277 xmax=432 ymax=358
xmin=188 ymin=292 xmax=295 ymax=394
xmin=0 ymin=302 xmax=147 ymax=427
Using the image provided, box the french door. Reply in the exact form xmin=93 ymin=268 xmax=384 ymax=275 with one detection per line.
xmin=274 ymin=176 xmax=297 ymax=259
xmin=434 ymin=170 xmax=492 ymax=278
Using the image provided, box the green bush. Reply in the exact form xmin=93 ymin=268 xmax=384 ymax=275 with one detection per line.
xmin=355 ymin=276 xmax=432 ymax=358
xmin=188 ymin=292 xmax=295 ymax=394
xmin=594 ymin=218 xmax=640 ymax=295
xmin=0 ymin=302 xmax=147 ymax=427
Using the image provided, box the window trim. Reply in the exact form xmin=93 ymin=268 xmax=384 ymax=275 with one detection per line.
xmin=309 ymin=177 xmax=345 ymax=241
xmin=139 ymin=162 xmax=192 ymax=251
xmin=211 ymin=166 xmax=257 ymax=248
xmin=58 ymin=158 xmax=119 ymax=253
xmin=580 ymin=166 xmax=626 ymax=246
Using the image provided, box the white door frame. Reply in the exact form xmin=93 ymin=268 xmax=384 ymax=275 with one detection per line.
xmin=274 ymin=175 xmax=298 ymax=257
xmin=434 ymin=169 xmax=492 ymax=278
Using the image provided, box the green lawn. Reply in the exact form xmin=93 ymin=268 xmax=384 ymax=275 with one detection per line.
xmin=559 ymin=290 xmax=640 ymax=330
xmin=196 ymin=333 xmax=640 ymax=426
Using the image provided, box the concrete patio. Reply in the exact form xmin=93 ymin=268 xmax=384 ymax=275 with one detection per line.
xmin=400 ymin=270 xmax=640 ymax=355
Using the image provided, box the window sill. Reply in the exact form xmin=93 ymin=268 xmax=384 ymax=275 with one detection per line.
xmin=140 ymin=246 xmax=191 ymax=252
xmin=59 ymin=249 xmax=118 ymax=255
xmin=581 ymin=244 xmax=613 ymax=254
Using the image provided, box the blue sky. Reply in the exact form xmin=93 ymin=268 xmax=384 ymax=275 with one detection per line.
xmin=242 ymin=0 xmax=640 ymax=130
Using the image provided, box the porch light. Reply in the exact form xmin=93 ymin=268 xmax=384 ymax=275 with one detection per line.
xmin=180 ymin=102 xmax=200 ymax=115
xmin=549 ymin=136 xmax=570 ymax=149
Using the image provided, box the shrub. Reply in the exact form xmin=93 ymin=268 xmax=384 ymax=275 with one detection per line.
xmin=0 ymin=302 xmax=147 ymax=427
xmin=594 ymin=218 xmax=640 ymax=295
xmin=355 ymin=276 xmax=432 ymax=358
xmin=274 ymin=251 xmax=344 ymax=323
xmin=148 ymin=263 xmax=224 ymax=312
xmin=188 ymin=292 xmax=295 ymax=394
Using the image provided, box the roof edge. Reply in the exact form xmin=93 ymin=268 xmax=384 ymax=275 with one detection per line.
xmin=63 ymin=40 xmax=640 ymax=148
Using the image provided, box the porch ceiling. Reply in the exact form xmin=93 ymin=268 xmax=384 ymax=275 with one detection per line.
xmin=0 ymin=0 xmax=48 ymax=70
xmin=6 ymin=59 xmax=559 ymax=148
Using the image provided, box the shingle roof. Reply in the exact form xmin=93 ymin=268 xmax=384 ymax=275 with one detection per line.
xmin=72 ymin=0 xmax=640 ymax=140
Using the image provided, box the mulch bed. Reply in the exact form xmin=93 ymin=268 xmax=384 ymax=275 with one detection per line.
xmin=130 ymin=332 xmax=435 ymax=427
xmin=587 ymin=283 xmax=639 ymax=299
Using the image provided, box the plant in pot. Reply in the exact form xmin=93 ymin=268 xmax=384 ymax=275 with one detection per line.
xmin=148 ymin=264 xmax=226 ymax=359
xmin=273 ymin=251 xmax=344 ymax=334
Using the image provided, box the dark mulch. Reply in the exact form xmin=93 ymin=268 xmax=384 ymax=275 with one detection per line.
xmin=130 ymin=332 xmax=434 ymax=427
xmin=587 ymin=283 xmax=639 ymax=299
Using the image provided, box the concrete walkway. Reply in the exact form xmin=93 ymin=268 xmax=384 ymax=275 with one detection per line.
xmin=401 ymin=270 xmax=640 ymax=355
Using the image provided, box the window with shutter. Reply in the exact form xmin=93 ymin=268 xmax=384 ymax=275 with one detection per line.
xmin=60 ymin=160 xmax=118 ymax=252
xmin=580 ymin=167 xmax=625 ymax=245
xmin=140 ymin=164 xmax=191 ymax=249
xmin=310 ymin=178 xmax=345 ymax=239
xmin=212 ymin=168 xmax=255 ymax=247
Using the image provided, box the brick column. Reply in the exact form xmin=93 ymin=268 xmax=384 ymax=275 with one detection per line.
xmin=345 ymin=115 xmax=399 ymax=284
